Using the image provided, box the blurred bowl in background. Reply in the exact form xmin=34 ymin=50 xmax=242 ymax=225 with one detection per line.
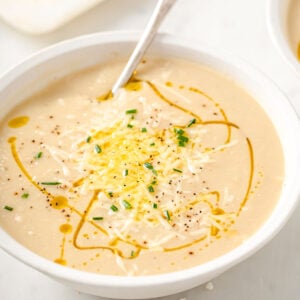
xmin=267 ymin=0 xmax=300 ymax=75
xmin=0 ymin=0 xmax=105 ymax=35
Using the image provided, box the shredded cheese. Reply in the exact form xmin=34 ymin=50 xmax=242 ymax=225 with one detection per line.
xmin=71 ymin=115 xmax=235 ymax=250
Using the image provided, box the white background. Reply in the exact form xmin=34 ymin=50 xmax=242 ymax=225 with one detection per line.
xmin=0 ymin=0 xmax=300 ymax=299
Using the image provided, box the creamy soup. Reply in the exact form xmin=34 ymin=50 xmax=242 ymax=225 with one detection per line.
xmin=287 ymin=0 xmax=300 ymax=60
xmin=0 ymin=57 xmax=284 ymax=275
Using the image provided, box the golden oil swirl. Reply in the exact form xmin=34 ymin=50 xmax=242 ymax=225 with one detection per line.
xmin=7 ymin=78 xmax=254 ymax=267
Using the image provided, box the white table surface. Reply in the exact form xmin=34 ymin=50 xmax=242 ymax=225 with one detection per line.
xmin=0 ymin=0 xmax=299 ymax=299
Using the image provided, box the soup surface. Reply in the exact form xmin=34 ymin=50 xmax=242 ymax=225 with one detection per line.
xmin=287 ymin=0 xmax=300 ymax=60
xmin=0 ymin=57 xmax=284 ymax=275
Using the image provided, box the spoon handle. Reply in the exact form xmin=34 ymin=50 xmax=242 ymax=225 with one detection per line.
xmin=111 ymin=0 xmax=176 ymax=95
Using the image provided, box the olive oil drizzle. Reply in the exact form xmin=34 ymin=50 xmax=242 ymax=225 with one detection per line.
xmin=8 ymin=116 xmax=29 ymax=128
xmin=164 ymin=235 xmax=207 ymax=252
xmin=146 ymin=80 xmax=203 ymax=123
xmin=146 ymin=80 xmax=238 ymax=145
xmin=8 ymin=137 xmax=52 ymax=198
xmin=236 ymin=138 xmax=254 ymax=216
xmin=188 ymin=87 xmax=232 ymax=143
xmin=57 ymin=235 xmax=67 ymax=265
xmin=7 ymin=78 xmax=255 ymax=266
xmin=72 ymin=191 xmax=146 ymax=259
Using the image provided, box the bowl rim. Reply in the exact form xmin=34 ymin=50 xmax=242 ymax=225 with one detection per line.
xmin=267 ymin=0 xmax=300 ymax=76
xmin=0 ymin=30 xmax=300 ymax=288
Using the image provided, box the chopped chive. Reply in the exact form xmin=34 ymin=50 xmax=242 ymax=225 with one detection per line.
xmin=110 ymin=205 xmax=118 ymax=212
xmin=152 ymin=203 xmax=158 ymax=209
xmin=150 ymin=142 xmax=155 ymax=146
xmin=108 ymin=191 xmax=113 ymax=197
xmin=177 ymin=135 xmax=189 ymax=143
xmin=164 ymin=210 xmax=171 ymax=221
xmin=173 ymin=168 xmax=183 ymax=173
xmin=21 ymin=193 xmax=29 ymax=199
xmin=178 ymin=140 xmax=186 ymax=147
xmin=123 ymin=169 xmax=129 ymax=176
xmin=41 ymin=181 xmax=61 ymax=185
xmin=130 ymin=250 xmax=135 ymax=257
xmin=94 ymin=144 xmax=102 ymax=154
xmin=126 ymin=109 xmax=137 ymax=114
xmin=187 ymin=118 xmax=196 ymax=127
xmin=144 ymin=162 xmax=154 ymax=170
xmin=141 ymin=127 xmax=147 ymax=133
xmin=86 ymin=136 xmax=92 ymax=143
xmin=151 ymin=180 xmax=157 ymax=185
xmin=34 ymin=151 xmax=43 ymax=159
xmin=144 ymin=162 xmax=157 ymax=176
xmin=174 ymin=127 xmax=189 ymax=147
xmin=122 ymin=200 xmax=132 ymax=209
xmin=4 ymin=206 xmax=13 ymax=211
xmin=127 ymin=124 xmax=134 ymax=128
xmin=174 ymin=128 xmax=184 ymax=135
xmin=147 ymin=185 xmax=154 ymax=193
xmin=92 ymin=217 xmax=104 ymax=221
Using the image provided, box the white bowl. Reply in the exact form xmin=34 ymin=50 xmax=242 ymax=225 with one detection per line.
xmin=0 ymin=32 xmax=300 ymax=299
xmin=267 ymin=0 xmax=300 ymax=74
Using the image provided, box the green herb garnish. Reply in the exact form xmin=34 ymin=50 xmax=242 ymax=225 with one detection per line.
xmin=41 ymin=182 xmax=61 ymax=185
xmin=21 ymin=193 xmax=29 ymax=199
xmin=174 ymin=128 xmax=189 ymax=147
xmin=173 ymin=168 xmax=183 ymax=173
xmin=127 ymin=124 xmax=134 ymax=128
xmin=122 ymin=200 xmax=132 ymax=209
xmin=150 ymin=142 xmax=155 ymax=146
xmin=4 ymin=206 xmax=13 ymax=211
xmin=174 ymin=128 xmax=184 ymax=135
xmin=152 ymin=203 xmax=158 ymax=209
xmin=108 ymin=191 xmax=113 ymax=197
xmin=110 ymin=205 xmax=118 ymax=212
xmin=94 ymin=144 xmax=102 ymax=153
xmin=144 ymin=162 xmax=153 ymax=169
xmin=177 ymin=135 xmax=189 ymax=143
xmin=92 ymin=217 xmax=104 ymax=221
xmin=131 ymin=250 xmax=135 ymax=257
xmin=34 ymin=152 xmax=43 ymax=159
xmin=147 ymin=185 xmax=154 ymax=193
xmin=164 ymin=210 xmax=171 ymax=221
xmin=143 ymin=162 xmax=157 ymax=176
xmin=123 ymin=169 xmax=129 ymax=176
xmin=141 ymin=127 xmax=147 ymax=133
xmin=187 ymin=118 xmax=196 ymax=127
xmin=86 ymin=136 xmax=92 ymax=143
xmin=126 ymin=109 xmax=137 ymax=114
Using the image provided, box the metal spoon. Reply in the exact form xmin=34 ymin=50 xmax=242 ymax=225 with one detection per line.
xmin=111 ymin=0 xmax=176 ymax=95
